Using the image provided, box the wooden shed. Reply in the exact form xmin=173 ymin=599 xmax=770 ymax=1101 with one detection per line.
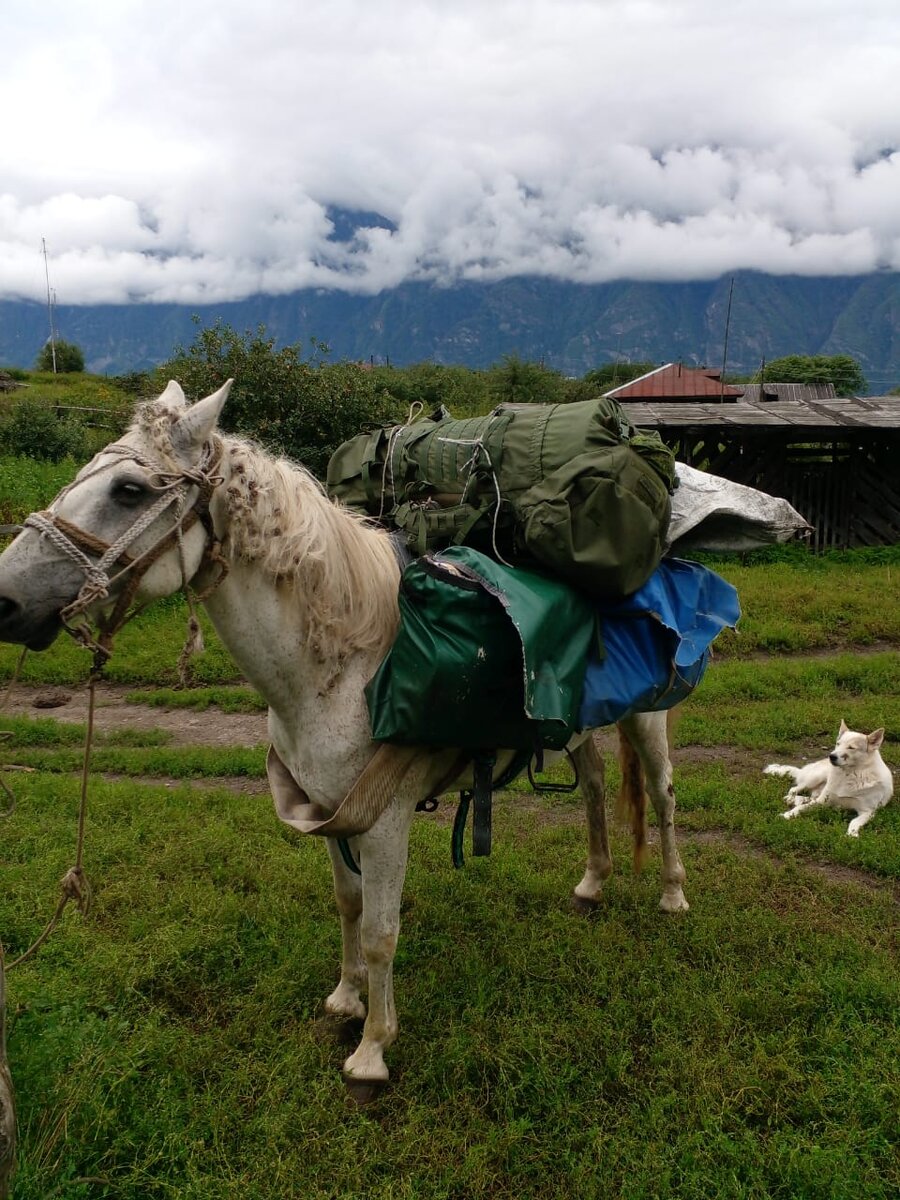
xmin=620 ymin=394 xmax=900 ymax=550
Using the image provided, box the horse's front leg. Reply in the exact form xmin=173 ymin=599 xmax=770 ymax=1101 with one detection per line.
xmin=324 ymin=838 xmax=367 ymax=1022
xmin=619 ymin=709 xmax=689 ymax=913
xmin=342 ymin=794 xmax=417 ymax=1093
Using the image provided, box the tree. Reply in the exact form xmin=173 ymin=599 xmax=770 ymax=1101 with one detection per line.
xmin=371 ymin=362 xmax=492 ymax=419
xmin=35 ymin=339 xmax=85 ymax=373
xmin=160 ymin=321 xmax=403 ymax=478
xmin=581 ymin=361 xmax=657 ymax=394
xmin=763 ymin=354 xmax=868 ymax=395
xmin=486 ymin=355 xmax=569 ymax=406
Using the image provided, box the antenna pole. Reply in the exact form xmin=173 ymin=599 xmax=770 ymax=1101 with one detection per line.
xmin=42 ymin=237 xmax=57 ymax=374
xmin=720 ymin=276 xmax=734 ymax=401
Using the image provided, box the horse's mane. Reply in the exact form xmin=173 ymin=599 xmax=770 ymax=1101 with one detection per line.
xmin=132 ymin=401 xmax=401 ymax=660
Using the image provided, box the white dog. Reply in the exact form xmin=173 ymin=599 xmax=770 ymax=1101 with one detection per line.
xmin=764 ymin=720 xmax=893 ymax=837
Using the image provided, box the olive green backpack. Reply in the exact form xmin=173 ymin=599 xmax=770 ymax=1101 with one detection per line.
xmin=326 ymin=396 xmax=675 ymax=600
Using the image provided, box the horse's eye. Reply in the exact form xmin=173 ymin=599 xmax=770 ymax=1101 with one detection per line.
xmin=111 ymin=480 xmax=147 ymax=507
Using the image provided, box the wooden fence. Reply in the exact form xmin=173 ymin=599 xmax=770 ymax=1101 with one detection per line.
xmin=665 ymin=431 xmax=900 ymax=551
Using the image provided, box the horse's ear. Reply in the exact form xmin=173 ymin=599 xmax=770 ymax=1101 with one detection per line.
xmin=172 ymin=379 xmax=233 ymax=453
xmin=159 ymin=380 xmax=188 ymax=409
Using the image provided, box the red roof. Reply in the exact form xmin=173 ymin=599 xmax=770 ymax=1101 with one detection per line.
xmin=606 ymin=363 xmax=743 ymax=400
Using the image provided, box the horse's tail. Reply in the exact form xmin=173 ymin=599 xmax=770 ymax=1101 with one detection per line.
xmin=615 ymin=708 xmax=679 ymax=874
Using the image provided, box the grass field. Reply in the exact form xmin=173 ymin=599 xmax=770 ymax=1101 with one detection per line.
xmin=0 ymin=550 xmax=899 ymax=1199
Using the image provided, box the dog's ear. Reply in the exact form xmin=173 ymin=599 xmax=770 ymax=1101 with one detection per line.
xmin=868 ymin=728 xmax=885 ymax=749
xmin=838 ymin=718 xmax=849 ymax=736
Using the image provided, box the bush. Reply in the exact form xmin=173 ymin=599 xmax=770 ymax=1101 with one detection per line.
xmin=370 ymin=362 xmax=492 ymax=418
xmin=160 ymin=321 xmax=404 ymax=477
xmin=0 ymin=398 xmax=91 ymax=461
xmin=35 ymin=339 xmax=86 ymax=374
xmin=112 ymin=371 xmax=155 ymax=397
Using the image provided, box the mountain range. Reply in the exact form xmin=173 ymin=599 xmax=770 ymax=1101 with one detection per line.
xmin=2 ymin=271 xmax=900 ymax=393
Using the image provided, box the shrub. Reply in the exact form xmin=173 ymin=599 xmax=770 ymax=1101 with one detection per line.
xmin=160 ymin=321 xmax=403 ymax=477
xmin=35 ymin=339 xmax=86 ymax=373
xmin=112 ymin=371 xmax=156 ymax=397
xmin=0 ymin=398 xmax=91 ymax=461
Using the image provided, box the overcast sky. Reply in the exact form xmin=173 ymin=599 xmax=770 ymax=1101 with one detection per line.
xmin=2 ymin=0 xmax=899 ymax=306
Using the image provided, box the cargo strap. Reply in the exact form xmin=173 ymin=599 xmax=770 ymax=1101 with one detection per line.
xmin=452 ymin=756 xmax=495 ymax=870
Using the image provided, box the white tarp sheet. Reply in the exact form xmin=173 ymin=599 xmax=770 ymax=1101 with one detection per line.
xmin=667 ymin=463 xmax=812 ymax=554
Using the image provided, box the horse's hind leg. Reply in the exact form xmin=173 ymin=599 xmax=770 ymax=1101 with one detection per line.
xmin=619 ymin=709 xmax=689 ymax=913
xmin=324 ymin=838 xmax=367 ymax=1022
xmin=571 ymin=735 xmax=612 ymax=913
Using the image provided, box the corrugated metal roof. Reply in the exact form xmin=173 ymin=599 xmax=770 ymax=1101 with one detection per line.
xmin=607 ymin=362 xmax=743 ymax=400
xmin=620 ymin=395 xmax=900 ymax=430
xmin=738 ymin=382 xmax=837 ymax=403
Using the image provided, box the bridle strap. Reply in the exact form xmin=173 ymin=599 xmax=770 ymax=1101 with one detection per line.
xmin=22 ymin=439 xmax=225 ymax=641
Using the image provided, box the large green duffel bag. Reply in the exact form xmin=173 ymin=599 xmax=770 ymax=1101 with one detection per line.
xmin=327 ymin=396 xmax=675 ymax=599
xmin=365 ymin=545 xmax=596 ymax=752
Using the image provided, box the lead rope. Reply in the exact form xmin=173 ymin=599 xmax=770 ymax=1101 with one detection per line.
xmin=0 ymin=648 xmax=28 ymax=818
xmin=0 ymin=660 xmax=93 ymax=1200
xmin=0 ymin=440 xmax=229 ymax=964
xmin=4 ymin=656 xmax=98 ymax=973
xmin=0 ymin=441 xmax=228 ymax=1194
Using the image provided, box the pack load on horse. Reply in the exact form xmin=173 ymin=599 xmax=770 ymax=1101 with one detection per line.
xmin=0 ymin=381 xmax=808 ymax=1098
xmin=327 ymin=397 xmax=741 ymax=858
xmin=326 ymin=395 xmax=676 ymax=599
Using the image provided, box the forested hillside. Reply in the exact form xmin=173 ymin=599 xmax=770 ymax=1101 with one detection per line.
xmin=2 ymin=271 xmax=900 ymax=392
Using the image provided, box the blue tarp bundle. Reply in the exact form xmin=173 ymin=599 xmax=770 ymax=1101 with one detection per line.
xmin=578 ymin=557 xmax=741 ymax=728
xmin=367 ymin=547 xmax=740 ymax=751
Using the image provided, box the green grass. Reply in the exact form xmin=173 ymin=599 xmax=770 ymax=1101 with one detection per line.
xmin=2 ymin=553 xmax=900 ymax=1197
xmin=674 ymin=653 xmax=900 ymax=751
xmin=2 ymin=776 xmax=898 ymax=1199
xmin=704 ymin=554 xmax=900 ymax=654
xmin=0 ymin=598 xmax=243 ymax=686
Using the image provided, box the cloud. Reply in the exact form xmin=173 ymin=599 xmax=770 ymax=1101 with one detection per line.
xmin=2 ymin=0 xmax=900 ymax=304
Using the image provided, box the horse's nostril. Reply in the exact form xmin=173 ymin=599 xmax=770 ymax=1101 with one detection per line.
xmin=0 ymin=596 xmax=20 ymax=625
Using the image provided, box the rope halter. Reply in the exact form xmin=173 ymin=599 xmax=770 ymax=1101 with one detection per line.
xmin=21 ymin=438 xmax=226 ymax=658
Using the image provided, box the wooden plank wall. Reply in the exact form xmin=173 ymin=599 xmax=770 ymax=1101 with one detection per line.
xmin=667 ymin=432 xmax=900 ymax=550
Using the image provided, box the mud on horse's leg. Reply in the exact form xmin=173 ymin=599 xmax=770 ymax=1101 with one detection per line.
xmin=571 ymin=735 xmax=612 ymax=913
xmin=341 ymin=793 xmax=417 ymax=1098
xmin=324 ymin=838 xmax=367 ymax=1022
xmin=619 ymin=710 xmax=689 ymax=913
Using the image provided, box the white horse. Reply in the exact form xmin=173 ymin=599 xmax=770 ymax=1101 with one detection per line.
xmin=0 ymin=381 xmax=688 ymax=1096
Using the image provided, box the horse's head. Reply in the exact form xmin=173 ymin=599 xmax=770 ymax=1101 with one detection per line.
xmin=0 ymin=379 xmax=232 ymax=650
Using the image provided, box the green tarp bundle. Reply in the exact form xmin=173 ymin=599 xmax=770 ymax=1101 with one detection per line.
xmin=366 ymin=546 xmax=596 ymax=752
xmin=328 ymin=396 xmax=675 ymax=601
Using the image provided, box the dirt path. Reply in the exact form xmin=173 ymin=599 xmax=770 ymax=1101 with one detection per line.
xmin=4 ymin=681 xmax=897 ymax=903
xmin=3 ymin=682 xmax=268 ymax=748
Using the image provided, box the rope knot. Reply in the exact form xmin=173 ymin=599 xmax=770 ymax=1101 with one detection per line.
xmin=60 ymin=866 xmax=91 ymax=915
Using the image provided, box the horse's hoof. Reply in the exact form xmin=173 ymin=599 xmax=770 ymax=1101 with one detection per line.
xmin=659 ymin=891 xmax=689 ymax=914
xmin=342 ymin=1072 xmax=388 ymax=1107
xmin=571 ymin=893 xmax=601 ymax=917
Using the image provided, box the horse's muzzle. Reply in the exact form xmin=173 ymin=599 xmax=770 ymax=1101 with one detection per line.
xmin=0 ymin=594 xmax=62 ymax=650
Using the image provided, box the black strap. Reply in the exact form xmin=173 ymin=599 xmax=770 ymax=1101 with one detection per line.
xmin=471 ymin=754 xmax=495 ymax=856
xmin=452 ymin=753 xmax=497 ymax=868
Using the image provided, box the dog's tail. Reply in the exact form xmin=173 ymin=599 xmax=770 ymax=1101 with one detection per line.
xmin=764 ymin=764 xmax=800 ymax=781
